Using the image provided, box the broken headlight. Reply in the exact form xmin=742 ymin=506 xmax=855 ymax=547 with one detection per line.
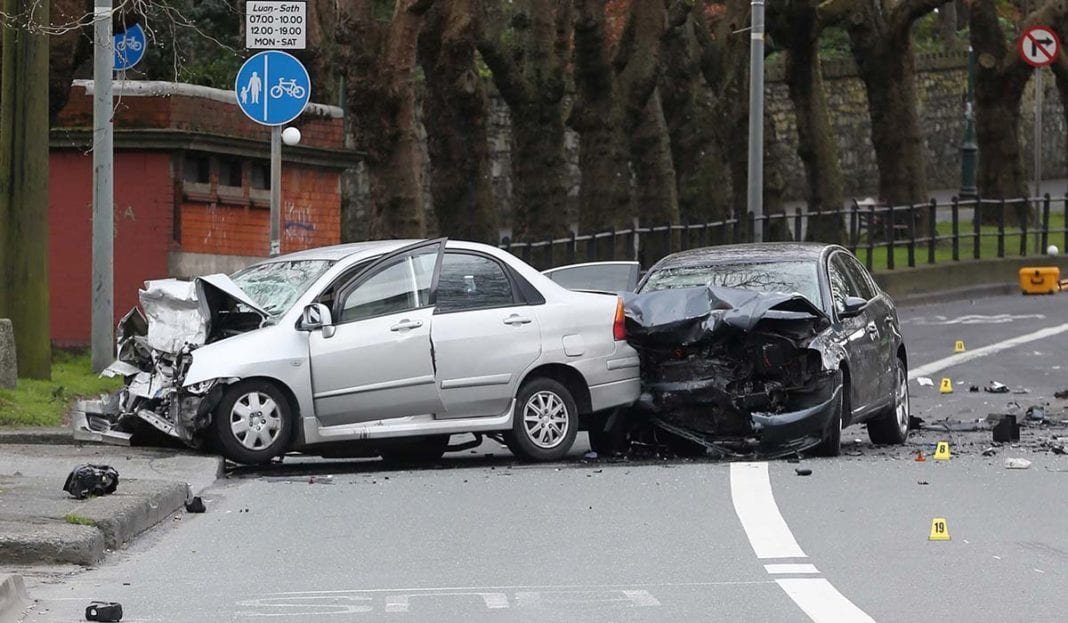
xmin=185 ymin=380 xmax=217 ymax=396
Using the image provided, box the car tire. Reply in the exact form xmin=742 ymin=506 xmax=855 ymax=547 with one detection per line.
xmin=586 ymin=409 xmax=627 ymax=456
xmin=380 ymin=435 xmax=450 ymax=464
xmin=813 ymin=372 xmax=845 ymax=457
xmin=868 ymin=356 xmax=910 ymax=445
xmin=505 ymin=378 xmax=579 ymax=461
xmin=213 ymin=380 xmax=293 ymax=465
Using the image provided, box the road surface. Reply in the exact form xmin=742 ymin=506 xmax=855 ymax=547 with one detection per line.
xmin=16 ymin=293 xmax=1068 ymax=622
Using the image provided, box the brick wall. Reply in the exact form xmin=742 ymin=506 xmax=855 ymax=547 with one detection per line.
xmin=49 ymin=151 xmax=174 ymax=346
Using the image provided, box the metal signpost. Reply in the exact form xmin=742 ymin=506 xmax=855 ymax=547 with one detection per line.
xmin=1018 ymin=26 xmax=1060 ymax=199
xmin=113 ymin=23 xmax=146 ymax=71
xmin=91 ymin=0 xmax=114 ymax=372
xmin=234 ymin=50 xmax=311 ymax=256
xmin=747 ymin=0 xmax=765 ymax=243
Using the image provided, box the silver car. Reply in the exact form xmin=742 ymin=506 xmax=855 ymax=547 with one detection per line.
xmin=75 ymin=239 xmax=640 ymax=465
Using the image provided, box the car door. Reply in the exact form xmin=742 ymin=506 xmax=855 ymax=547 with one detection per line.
xmin=308 ymin=240 xmax=445 ymax=427
xmin=840 ymin=253 xmax=896 ymax=406
xmin=431 ymin=251 xmax=542 ymax=419
xmin=827 ymin=252 xmax=884 ymax=418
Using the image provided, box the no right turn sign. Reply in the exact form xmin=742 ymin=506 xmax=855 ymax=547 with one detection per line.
xmin=1019 ymin=25 xmax=1060 ymax=67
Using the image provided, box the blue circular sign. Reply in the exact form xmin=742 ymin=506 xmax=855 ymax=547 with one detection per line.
xmin=235 ymin=51 xmax=312 ymax=127
xmin=113 ymin=24 xmax=146 ymax=71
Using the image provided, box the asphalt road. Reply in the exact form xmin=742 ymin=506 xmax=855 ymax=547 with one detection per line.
xmin=17 ymin=293 xmax=1068 ymax=622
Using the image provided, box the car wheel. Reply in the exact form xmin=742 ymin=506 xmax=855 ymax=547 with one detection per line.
xmin=868 ymin=357 xmax=910 ymax=445
xmin=586 ymin=409 xmax=626 ymax=456
xmin=213 ymin=380 xmax=293 ymax=465
xmin=505 ymin=378 xmax=579 ymax=461
xmin=380 ymin=435 xmax=450 ymax=464
xmin=813 ymin=372 xmax=845 ymax=457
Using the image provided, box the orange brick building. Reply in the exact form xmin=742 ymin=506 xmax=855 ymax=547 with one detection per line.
xmin=49 ymin=80 xmax=358 ymax=345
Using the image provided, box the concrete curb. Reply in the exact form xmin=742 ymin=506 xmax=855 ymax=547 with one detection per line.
xmin=0 ymin=428 xmax=76 ymax=445
xmin=79 ymin=480 xmax=191 ymax=552
xmin=0 ymin=574 xmax=29 ymax=623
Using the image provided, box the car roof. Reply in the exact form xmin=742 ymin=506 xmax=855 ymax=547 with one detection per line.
xmin=248 ymin=240 xmax=421 ymax=264
xmin=651 ymin=243 xmax=837 ymax=269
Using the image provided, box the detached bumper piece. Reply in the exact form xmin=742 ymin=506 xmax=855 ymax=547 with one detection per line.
xmin=622 ymin=286 xmax=841 ymax=457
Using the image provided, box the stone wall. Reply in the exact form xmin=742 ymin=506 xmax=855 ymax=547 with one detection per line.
xmin=348 ymin=51 xmax=1067 ymax=239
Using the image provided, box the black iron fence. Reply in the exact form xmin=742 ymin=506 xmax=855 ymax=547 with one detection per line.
xmin=499 ymin=194 xmax=1068 ymax=272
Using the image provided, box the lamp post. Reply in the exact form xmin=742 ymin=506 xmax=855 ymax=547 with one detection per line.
xmin=959 ymin=46 xmax=978 ymax=200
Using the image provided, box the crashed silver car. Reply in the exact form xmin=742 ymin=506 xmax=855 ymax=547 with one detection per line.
xmin=75 ymin=239 xmax=641 ymax=464
xmin=582 ymin=243 xmax=910 ymax=458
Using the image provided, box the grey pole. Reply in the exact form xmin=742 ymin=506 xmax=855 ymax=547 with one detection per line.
xmin=1033 ymin=68 xmax=1043 ymax=249
xmin=91 ymin=0 xmax=114 ymax=372
xmin=270 ymin=125 xmax=281 ymax=256
xmin=747 ymin=0 xmax=765 ymax=242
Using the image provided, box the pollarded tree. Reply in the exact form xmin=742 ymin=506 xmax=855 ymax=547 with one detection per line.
xmin=336 ymin=0 xmax=435 ymax=239
xmin=477 ymin=0 xmax=572 ymax=241
xmin=418 ymin=0 xmax=498 ymax=243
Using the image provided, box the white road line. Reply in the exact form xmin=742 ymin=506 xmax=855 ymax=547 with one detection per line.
xmin=730 ymin=463 xmax=878 ymax=623
xmin=776 ymin=579 xmax=876 ymax=623
xmin=271 ymin=581 xmax=773 ymax=596
xmin=908 ymin=322 xmax=1068 ymax=380
xmin=764 ymin=563 xmax=820 ymax=574
xmin=729 ymin=462 xmax=806 ymax=559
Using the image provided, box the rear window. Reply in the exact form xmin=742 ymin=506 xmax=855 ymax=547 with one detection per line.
xmin=640 ymin=261 xmax=822 ymax=308
xmin=544 ymin=264 xmax=639 ymax=293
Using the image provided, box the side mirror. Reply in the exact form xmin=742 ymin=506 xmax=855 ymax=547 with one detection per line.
xmin=839 ymin=296 xmax=868 ymax=318
xmin=299 ymin=303 xmax=333 ymax=332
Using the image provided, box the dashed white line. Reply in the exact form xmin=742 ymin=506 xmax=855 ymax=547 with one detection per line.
xmin=765 ymin=563 xmax=820 ymax=575
xmin=729 ymin=462 xmax=806 ymax=559
xmin=730 ymin=462 xmax=878 ymax=623
xmin=908 ymin=322 xmax=1068 ymax=379
xmin=776 ymin=579 xmax=877 ymax=623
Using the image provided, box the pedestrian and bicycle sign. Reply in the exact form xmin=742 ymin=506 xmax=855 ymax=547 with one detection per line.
xmin=234 ymin=50 xmax=311 ymax=126
xmin=1018 ymin=25 xmax=1061 ymax=68
xmin=113 ymin=23 xmax=146 ymax=71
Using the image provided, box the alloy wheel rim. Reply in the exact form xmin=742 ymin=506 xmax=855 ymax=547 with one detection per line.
xmin=230 ymin=391 xmax=282 ymax=450
xmin=523 ymin=391 xmax=569 ymax=449
xmin=895 ymin=362 xmax=910 ymax=435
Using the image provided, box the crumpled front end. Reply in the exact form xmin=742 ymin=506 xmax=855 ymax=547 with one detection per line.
xmin=622 ymin=286 xmax=842 ymax=458
xmin=73 ymin=275 xmax=266 ymax=447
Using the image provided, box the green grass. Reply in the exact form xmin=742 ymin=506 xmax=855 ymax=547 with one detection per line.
xmin=861 ymin=213 xmax=1067 ymax=273
xmin=64 ymin=513 xmax=96 ymax=526
xmin=0 ymin=350 xmax=122 ymax=427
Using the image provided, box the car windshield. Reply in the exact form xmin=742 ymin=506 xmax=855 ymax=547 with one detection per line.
xmin=640 ymin=260 xmax=822 ymax=307
xmin=231 ymin=260 xmax=334 ymax=317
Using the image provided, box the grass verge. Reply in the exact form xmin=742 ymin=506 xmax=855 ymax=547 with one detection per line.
xmin=0 ymin=350 xmax=121 ymax=427
xmin=64 ymin=513 xmax=96 ymax=526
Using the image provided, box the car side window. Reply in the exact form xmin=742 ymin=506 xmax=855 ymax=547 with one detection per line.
xmin=436 ymin=253 xmax=516 ymax=314
xmin=828 ymin=254 xmax=860 ymax=315
xmin=842 ymin=254 xmax=878 ymax=300
xmin=339 ymin=251 xmax=436 ymax=323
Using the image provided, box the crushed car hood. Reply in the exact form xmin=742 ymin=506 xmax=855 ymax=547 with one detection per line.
xmin=74 ymin=274 xmax=268 ymax=446
xmin=621 ymin=286 xmax=839 ymax=458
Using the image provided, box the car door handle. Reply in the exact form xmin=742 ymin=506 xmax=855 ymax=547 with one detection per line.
xmin=866 ymin=321 xmax=879 ymax=336
xmin=504 ymin=315 xmax=532 ymax=326
xmin=390 ymin=319 xmax=423 ymax=332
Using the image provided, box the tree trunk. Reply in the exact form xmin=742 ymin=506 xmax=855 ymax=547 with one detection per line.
xmin=49 ymin=0 xmax=93 ymax=125
xmin=419 ymin=1 xmax=497 ymax=242
xmin=938 ymin=2 xmax=959 ymax=51
xmin=477 ymin=0 xmax=571 ymax=240
xmin=630 ymin=88 xmax=679 ymax=263
xmin=339 ymin=0 xmax=433 ymax=239
xmin=847 ymin=32 xmax=929 ymax=207
xmin=772 ymin=1 xmax=845 ymax=243
xmin=0 ymin=0 xmax=51 ymax=379
xmin=302 ymin=0 xmax=343 ymax=106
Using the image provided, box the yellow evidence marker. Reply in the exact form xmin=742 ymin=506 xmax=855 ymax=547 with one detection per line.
xmin=934 ymin=441 xmax=952 ymax=460
xmin=939 ymin=378 xmax=953 ymax=394
xmin=929 ymin=517 xmax=951 ymax=541
xmin=954 ymin=340 xmax=966 ymax=353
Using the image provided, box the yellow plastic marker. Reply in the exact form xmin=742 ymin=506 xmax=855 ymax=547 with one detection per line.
xmin=954 ymin=340 xmax=966 ymax=353
xmin=939 ymin=378 xmax=953 ymax=394
xmin=929 ymin=517 xmax=951 ymax=541
xmin=934 ymin=441 xmax=952 ymax=460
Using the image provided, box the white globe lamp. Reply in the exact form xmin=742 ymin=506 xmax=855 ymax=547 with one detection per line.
xmin=281 ymin=127 xmax=301 ymax=146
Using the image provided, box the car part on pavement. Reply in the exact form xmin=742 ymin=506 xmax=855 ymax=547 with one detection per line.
xmin=63 ymin=465 xmax=119 ymax=500
xmin=992 ymin=414 xmax=1021 ymax=442
xmin=185 ymin=496 xmax=206 ymax=513
xmin=85 ymin=601 xmax=123 ymax=622
xmin=1004 ymin=457 xmax=1032 ymax=469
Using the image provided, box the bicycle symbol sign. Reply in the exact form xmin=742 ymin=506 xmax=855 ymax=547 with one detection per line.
xmin=235 ymin=51 xmax=311 ymax=126
xmin=113 ymin=24 xmax=146 ymax=71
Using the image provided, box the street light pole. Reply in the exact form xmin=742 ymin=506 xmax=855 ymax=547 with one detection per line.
xmin=959 ymin=46 xmax=978 ymax=200
xmin=747 ymin=0 xmax=765 ymax=242
xmin=91 ymin=0 xmax=113 ymax=372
